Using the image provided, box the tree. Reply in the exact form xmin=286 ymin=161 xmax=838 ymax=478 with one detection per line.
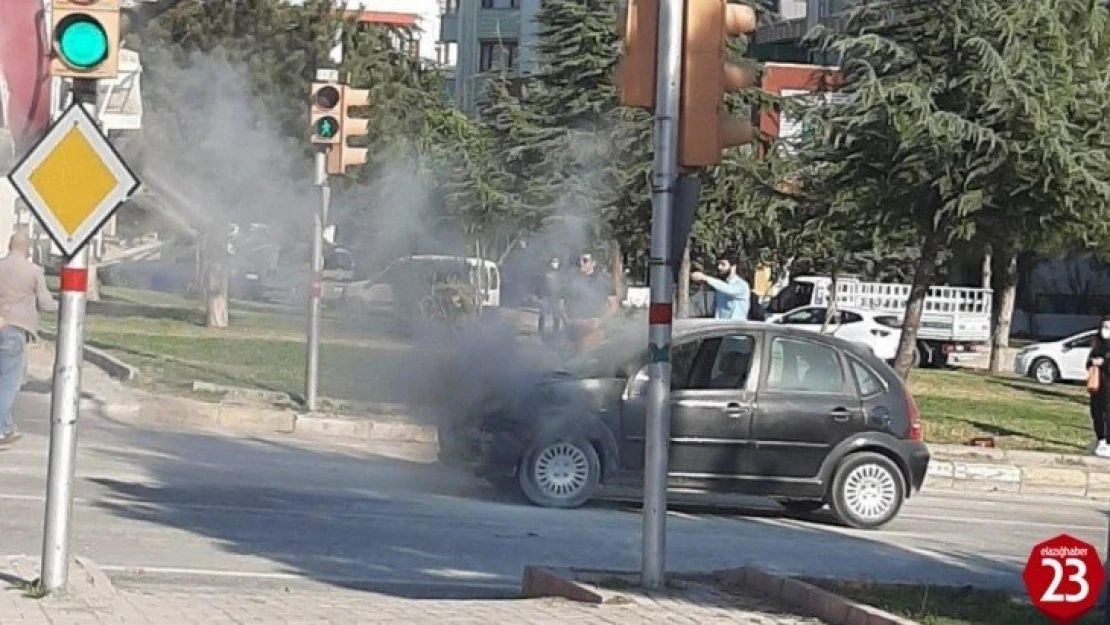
xmin=805 ymin=0 xmax=1110 ymax=378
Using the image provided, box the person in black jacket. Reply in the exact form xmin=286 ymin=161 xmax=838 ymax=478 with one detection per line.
xmin=1086 ymin=315 xmax=1110 ymax=457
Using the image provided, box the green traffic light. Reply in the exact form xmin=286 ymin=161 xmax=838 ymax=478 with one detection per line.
xmin=315 ymin=116 xmax=339 ymax=139
xmin=56 ymin=15 xmax=110 ymax=70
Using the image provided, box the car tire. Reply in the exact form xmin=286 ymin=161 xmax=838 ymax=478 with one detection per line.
xmin=780 ymin=500 xmax=825 ymax=513
xmin=1031 ymin=357 xmax=1060 ymax=385
xmin=828 ymin=452 xmax=906 ymax=530
xmin=518 ymin=438 xmax=601 ymax=509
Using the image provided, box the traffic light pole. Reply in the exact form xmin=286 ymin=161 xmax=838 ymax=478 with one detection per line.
xmin=305 ymin=149 xmax=328 ymax=411
xmin=642 ymin=0 xmax=685 ymax=590
xmin=40 ymin=78 xmax=96 ymax=595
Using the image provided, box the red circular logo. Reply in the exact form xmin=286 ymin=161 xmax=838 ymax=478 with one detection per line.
xmin=1023 ymin=534 xmax=1105 ymax=624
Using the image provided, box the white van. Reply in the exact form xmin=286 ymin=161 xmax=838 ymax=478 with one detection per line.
xmin=341 ymin=255 xmax=502 ymax=314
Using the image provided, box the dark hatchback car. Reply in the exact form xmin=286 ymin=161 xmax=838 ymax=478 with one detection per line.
xmin=437 ymin=320 xmax=930 ymax=529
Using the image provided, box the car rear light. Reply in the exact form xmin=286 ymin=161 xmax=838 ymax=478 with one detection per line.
xmin=904 ymin=388 xmax=923 ymax=441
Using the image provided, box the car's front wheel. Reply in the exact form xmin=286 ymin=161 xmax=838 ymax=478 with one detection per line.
xmin=829 ymin=452 xmax=906 ymax=530
xmin=518 ymin=438 xmax=600 ymax=509
xmin=1031 ymin=357 xmax=1060 ymax=385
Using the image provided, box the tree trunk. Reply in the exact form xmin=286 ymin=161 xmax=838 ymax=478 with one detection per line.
xmin=988 ymin=248 xmax=1018 ymax=375
xmin=821 ymin=266 xmax=839 ymax=334
xmin=981 ymin=245 xmax=992 ymax=288
xmin=204 ymin=229 xmax=229 ymax=328
xmin=609 ymin=239 xmax=625 ymax=303
xmin=892 ymin=232 xmax=942 ymax=379
xmin=676 ymin=242 xmax=692 ymax=318
xmin=86 ymin=262 xmax=101 ymax=302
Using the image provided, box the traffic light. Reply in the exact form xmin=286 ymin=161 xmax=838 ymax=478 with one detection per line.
xmin=310 ymin=81 xmax=342 ymax=145
xmin=616 ymin=0 xmax=658 ymax=110
xmin=326 ymin=85 xmax=370 ymax=175
xmin=679 ymin=0 xmax=759 ymax=168
xmin=51 ymin=0 xmax=121 ymax=79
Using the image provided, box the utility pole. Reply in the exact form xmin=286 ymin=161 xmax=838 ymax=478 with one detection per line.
xmin=306 ymin=146 xmax=328 ymax=411
xmin=616 ymin=0 xmax=759 ymax=589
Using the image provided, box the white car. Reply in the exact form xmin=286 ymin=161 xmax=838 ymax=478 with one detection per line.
xmin=1014 ymin=330 xmax=1094 ymax=385
xmin=768 ymin=305 xmax=902 ymax=361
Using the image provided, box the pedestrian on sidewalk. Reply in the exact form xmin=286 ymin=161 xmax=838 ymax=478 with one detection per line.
xmin=538 ymin=256 xmax=563 ymax=342
xmin=562 ymin=253 xmax=617 ymax=354
xmin=0 ymin=232 xmax=58 ymax=446
xmin=1086 ymin=315 xmax=1110 ymax=457
xmin=691 ymin=254 xmax=751 ymax=321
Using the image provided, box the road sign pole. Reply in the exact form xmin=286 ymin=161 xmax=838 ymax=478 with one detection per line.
xmin=40 ymin=78 xmax=98 ymax=595
xmin=305 ymin=149 xmax=328 ymax=411
xmin=642 ymin=0 xmax=684 ymax=590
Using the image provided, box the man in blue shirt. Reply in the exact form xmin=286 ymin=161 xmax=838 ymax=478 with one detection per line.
xmin=691 ymin=255 xmax=751 ymax=320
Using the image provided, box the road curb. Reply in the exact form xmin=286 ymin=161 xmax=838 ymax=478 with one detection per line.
xmin=520 ymin=566 xmax=918 ymax=624
xmin=926 ymin=444 xmax=1110 ymax=499
xmin=1 ymin=555 xmax=117 ymax=600
xmin=39 ymin=331 xmax=139 ymax=382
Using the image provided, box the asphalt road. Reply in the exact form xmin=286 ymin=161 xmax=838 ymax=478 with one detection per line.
xmin=1 ymin=383 xmax=1107 ymax=600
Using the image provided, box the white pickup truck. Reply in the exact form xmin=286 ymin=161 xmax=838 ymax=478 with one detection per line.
xmin=767 ymin=276 xmax=993 ymax=367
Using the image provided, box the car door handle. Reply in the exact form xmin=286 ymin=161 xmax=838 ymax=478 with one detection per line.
xmin=725 ymin=402 xmax=751 ymax=418
xmin=829 ymin=408 xmax=852 ymax=421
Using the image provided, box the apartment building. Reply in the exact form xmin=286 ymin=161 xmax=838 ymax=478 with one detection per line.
xmin=438 ymin=0 xmax=543 ymax=111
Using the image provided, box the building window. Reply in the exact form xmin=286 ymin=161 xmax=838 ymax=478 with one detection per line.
xmin=479 ymin=40 xmax=518 ymax=71
xmin=482 ymin=0 xmax=520 ymax=8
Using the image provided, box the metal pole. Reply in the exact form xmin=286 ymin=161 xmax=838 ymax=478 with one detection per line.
xmin=305 ymin=149 xmax=327 ymax=411
xmin=40 ymin=78 xmax=97 ymax=594
xmin=642 ymin=0 xmax=684 ymax=590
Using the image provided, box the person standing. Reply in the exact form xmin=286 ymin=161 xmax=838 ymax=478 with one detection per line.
xmin=538 ymin=256 xmax=563 ymax=341
xmin=1087 ymin=315 xmax=1110 ymax=457
xmin=691 ymin=254 xmax=751 ymax=321
xmin=561 ymin=253 xmax=617 ymax=353
xmin=0 ymin=232 xmax=57 ymax=446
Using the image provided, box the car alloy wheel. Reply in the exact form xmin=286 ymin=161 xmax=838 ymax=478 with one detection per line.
xmin=1032 ymin=358 xmax=1059 ymax=385
xmin=829 ymin=452 xmax=905 ymax=530
xmin=534 ymin=442 xmax=590 ymax=497
xmin=519 ymin=438 xmax=600 ymax=509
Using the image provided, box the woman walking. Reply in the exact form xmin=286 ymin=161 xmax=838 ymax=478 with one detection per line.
xmin=1087 ymin=316 xmax=1110 ymax=457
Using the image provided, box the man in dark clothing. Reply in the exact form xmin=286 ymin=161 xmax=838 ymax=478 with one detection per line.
xmin=561 ymin=253 xmax=617 ymax=353
xmin=538 ymin=256 xmax=563 ymax=340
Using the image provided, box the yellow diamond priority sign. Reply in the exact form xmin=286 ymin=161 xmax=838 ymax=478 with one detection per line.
xmin=7 ymin=102 xmax=140 ymax=257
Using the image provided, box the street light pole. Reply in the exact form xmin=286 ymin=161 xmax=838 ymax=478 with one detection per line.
xmin=641 ymin=0 xmax=684 ymax=590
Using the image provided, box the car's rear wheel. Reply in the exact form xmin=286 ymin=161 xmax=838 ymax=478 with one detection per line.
xmin=829 ymin=452 xmax=905 ymax=530
xmin=1031 ymin=357 xmax=1059 ymax=385
xmin=519 ymin=438 xmax=600 ymax=509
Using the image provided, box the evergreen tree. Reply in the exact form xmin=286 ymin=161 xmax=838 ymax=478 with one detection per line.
xmin=803 ymin=0 xmax=1110 ymax=377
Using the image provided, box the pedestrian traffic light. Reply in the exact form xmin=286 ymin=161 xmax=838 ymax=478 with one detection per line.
xmin=50 ymin=0 xmax=122 ymax=79
xmin=679 ymin=0 xmax=759 ymax=168
xmin=326 ymin=85 xmax=370 ymax=175
xmin=310 ymin=81 xmax=342 ymax=145
xmin=616 ymin=0 xmax=658 ymax=110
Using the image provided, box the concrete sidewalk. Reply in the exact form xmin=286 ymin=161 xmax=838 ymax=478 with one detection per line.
xmin=0 ymin=556 xmax=819 ymax=625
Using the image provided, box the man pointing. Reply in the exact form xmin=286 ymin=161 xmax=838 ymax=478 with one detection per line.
xmin=0 ymin=233 xmax=57 ymax=446
xmin=691 ymin=254 xmax=751 ymax=321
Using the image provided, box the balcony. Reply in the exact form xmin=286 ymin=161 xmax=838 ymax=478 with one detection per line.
xmin=439 ymin=6 xmax=522 ymax=43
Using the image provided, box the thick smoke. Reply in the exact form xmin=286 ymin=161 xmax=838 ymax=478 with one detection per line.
xmin=139 ymin=52 xmax=314 ymax=239
xmin=131 ymin=51 xmax=646 ymax=438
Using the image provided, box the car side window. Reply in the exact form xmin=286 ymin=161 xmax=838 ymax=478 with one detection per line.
xmin=1068 ymin=334 xmax=1095 ymax=349
xmin=670 ymin=340 xmax=701 ymax=389
xmin=840 ymin=311 xmax=863 ymax=324
xmin=849 ymin=357 xmax=885 ymax=397
xmin=783 ymin=308 xmax=824 ymax=325
xmin=767 ymin=337 xmax=845 ymax=394
xmin=685 ymin=335 xmax=756 ymax=390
